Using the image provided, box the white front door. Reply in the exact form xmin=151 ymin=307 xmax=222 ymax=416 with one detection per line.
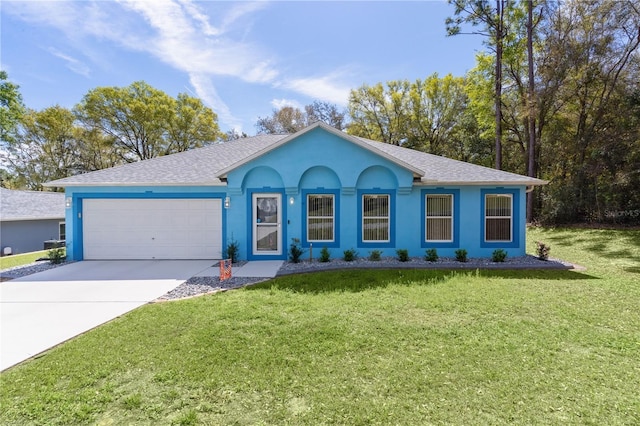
xmin=252 ymin=193 xmax=282 ymax=256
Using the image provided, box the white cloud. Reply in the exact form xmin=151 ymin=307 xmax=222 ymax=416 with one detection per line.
xmin=282 ymin=73 xmax=352 ymax=106
xmin=47 ymin=48 xmax=90 ymax=77
xmin=4 ymin=0 xmax=353 ymax=129
xmin=189 ymin=74 xmax=242 ymax=132
xmin=271 ymin=98 xmax=303 ymax=110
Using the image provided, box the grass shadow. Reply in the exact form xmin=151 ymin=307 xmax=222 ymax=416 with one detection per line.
xmin=248 ymin=268 xmax=597 ymax=294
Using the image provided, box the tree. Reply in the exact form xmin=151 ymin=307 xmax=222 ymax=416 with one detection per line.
xmin=347 ymin=81 xmax=412 ymax=145
xmin=0 ymin=71 xmax=25 ymax=144
xmin=347 ymin=75 xmax=474 ymax=160
xmin=3 ymin=106 xmax=78 ymax=190
xmin=525 ymin=0 xmax=536 ymax=222
xmin=256 ymin=101 xmax=347 ymax=134
xmin=75 ymin=81 xmax=221 ymax=161
xmin=408 ymin=74 xmax=468 ymax=156
xmin=536 ymin=0 xmax=640 ymax=222
xmin=166 ymin=93 xmax=221 ymax=153
xmin=304 ymin=101 xmax=347 ymax=131
xmin=256 ymin=106 xmax=306 ymax=134
xmin=220 ymin=129 xmax=248 ymax=142
xmin=447 ymin=0 xmax=514 ymax=170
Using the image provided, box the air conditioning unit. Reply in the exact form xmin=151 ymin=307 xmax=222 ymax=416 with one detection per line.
xmin=3 ymin=247 xmax=12 ymax=256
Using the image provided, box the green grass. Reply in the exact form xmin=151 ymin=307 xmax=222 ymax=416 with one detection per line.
xmin=1 ymin=228 xmax=639 ymax=424
xmin=0 ymin=250 xmax=49 ymax=270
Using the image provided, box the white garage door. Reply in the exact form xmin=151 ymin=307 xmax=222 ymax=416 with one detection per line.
xmin=83 ymin=198 xmax=222 ymax=260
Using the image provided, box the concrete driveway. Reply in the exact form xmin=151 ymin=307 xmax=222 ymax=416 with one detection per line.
xmin=0 ymin=260 xmax=214 ymax=371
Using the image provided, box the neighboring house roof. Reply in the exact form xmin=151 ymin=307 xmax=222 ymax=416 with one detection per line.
xmin=0 ymin=188 xmax=65 ymax=221
xmin=45 ymin=122 xmax=547 ymax=187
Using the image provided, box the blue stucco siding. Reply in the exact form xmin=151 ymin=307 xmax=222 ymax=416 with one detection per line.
xmin=62 ymin=127 xmax=531 ymax=262
xmin=224 ymin=127 xmax=418 ymax=260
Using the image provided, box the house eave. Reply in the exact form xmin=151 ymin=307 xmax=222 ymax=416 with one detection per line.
xmin=416 ymin=179 xmax=549 ymax=186
xmin=1 ymin=216 xmax=65 ymax=222
xmin=43 ymin=181 xmax=227 ymax=188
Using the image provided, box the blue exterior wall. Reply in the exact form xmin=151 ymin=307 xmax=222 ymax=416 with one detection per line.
xmin=64 ymin=128 xmax=530 ymax=261
xmin=225 ymin=127 xmax=528 ymax=260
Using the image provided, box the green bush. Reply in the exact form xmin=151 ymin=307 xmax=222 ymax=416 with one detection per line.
xmin=396 ymin=249 xmax=409 ymax=262
xmin=425 ymin=248 xmax=438 ymax=262
xmin=224 ymin=238 xmax=240 ymax=263
xmin=343 ymin=248 xmax=357 ymax=262
xmin=536 ymin=241 xmax=550 ymax=260
xmin=289 ymin=238 xmax=305 ymax=263
xmin=48 ymin=244 xmax=66 ymax=265
xmin=455 ymin=248 xmax=468 ymax=262
xmin=492 ymin=249 xmax=507 ymax=262
xmin=319 ymin=247 xmax=331 ymax=263
xmin=368 ymin=250 xmax=382 ymax=261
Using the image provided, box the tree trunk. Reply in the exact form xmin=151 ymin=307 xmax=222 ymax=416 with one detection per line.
xmin=526 ymin=0 xmax=536 ymax=222
xmin=495 ymin=0 xmax=504 ymax=170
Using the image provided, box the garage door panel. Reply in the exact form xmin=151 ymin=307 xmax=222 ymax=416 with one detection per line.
xmin=83 ymin=198 xmax=222 ymax=260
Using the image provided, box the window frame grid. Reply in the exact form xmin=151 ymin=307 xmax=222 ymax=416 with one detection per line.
xmin=425 ymin=194 xmax=454 ymax=243
xmin=420 ymin=189 xmax=459 ymax=249
xmin=362 ymin=194 xmax=390 ymax=243
xmin=480 ymin=188 xmax=520 ymax=249
xmin=357 ymin=190 xmax=395 ymax=248
xmin=301 ymin=189 xmax=340 ymax=248
xmin=484 ymin=193 xmax=513 ymax=243
xmin=306 ymin=193 xmax=335 ymax=243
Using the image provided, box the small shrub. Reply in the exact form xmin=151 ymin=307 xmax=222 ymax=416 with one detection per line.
xmin=455 ymin=248 xmax=468 ymax=262
xmin=319 ymin=247 xmax=331 ymax=263
xmin=492 ymin=249 xmax=507 ymax=262
xmin=224 ymin=238 xmax=240 ymax=263
xmin=174 ymin=409 xmax=198 ymax=426
xmin=122 ymin=393 xmax=142 ymax=410
xmin=425 ymin=248 xmax=438 ymax=262
xmin=396 ymin=249 xmax=409 ymax=262
xmin=343 ymin=248 xmax=357 ymax=262
xmin=368 ymin=250 xmax=382 ymax=261
xmin=289 ymin=238 xmax=305 ymax=263
xmin=48 ymin=243 xmax=65 ymax=265
xmin=536 ymin=241 xmax=550 ymax=260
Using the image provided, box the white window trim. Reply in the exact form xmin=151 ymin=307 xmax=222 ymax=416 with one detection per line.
xmin=425 ymin=194 xmax=454 ymax=243
xmin=307 ymin=194 xmax=335 ymax=243
xmin=362 ymin=194 xmax=390 ymax=243
xmin=58 ymin=221 xmax=66 ymax=240
xmin=484 ymin=194 xmax=513 ymax=243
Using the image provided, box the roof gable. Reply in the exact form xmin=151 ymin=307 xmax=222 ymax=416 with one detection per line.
xmin=216 ymin=122 xmax=425 ymax=178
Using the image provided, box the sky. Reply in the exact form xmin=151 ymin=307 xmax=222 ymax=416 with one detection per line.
xmin=1 ymin=0 xmax=485 ymax=134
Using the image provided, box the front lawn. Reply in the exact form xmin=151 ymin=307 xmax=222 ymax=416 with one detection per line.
xmin=1 ymin=228 xmax=639 ymax=424
xmin=0 ymin=250 xmax=49 ymax=270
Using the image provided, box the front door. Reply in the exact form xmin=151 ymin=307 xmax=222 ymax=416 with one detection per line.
xmin=252 ymin=193 xmax=282 ymax=256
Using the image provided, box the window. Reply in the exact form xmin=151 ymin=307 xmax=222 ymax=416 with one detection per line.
xmin=426 ymin=194 xmax=453 ymax=242
xmin=307 ymin=194 xmax=334 ymax=242
xmin=485 ymin=194 xmax=512 ymax=242
xmin=362 ymin=194 xmax=390 ymax=242
xmin=59 ymin=222 xmax=66 ymax=240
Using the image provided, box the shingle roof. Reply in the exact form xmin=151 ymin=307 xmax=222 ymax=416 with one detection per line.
xmin=45 ymin=134 xmax=287 ymax=187
xmin=45 ymin=123 xmax=546 ymax=187
xmin=0 ymin=188 xmax=65 ymax=221
xmin=355 ymin=136 xmax=546 ymax=185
